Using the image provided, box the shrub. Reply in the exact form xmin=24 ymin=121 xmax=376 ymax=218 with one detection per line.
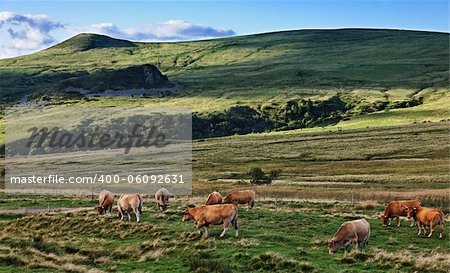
xmin=249 ymin=167 xmax=272 ymax=185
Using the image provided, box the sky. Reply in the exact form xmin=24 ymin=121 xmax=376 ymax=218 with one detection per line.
xmin=0 ymin=0 xmax=448 ymax=59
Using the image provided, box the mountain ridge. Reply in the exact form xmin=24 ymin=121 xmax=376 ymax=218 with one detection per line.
xmin=48 ymin=28 xmax=450 ymax=52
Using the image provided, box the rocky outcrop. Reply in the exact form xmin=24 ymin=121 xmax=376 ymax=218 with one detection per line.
xmin=60 ymin=64 xmax=172 ymax=93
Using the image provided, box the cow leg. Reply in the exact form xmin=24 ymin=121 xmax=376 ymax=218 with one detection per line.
xmin=196 ymin=220 xmax=205 ymax=236
xmin=410 ymin=218 xmax=415 ymax=227
xmin=352 ymin=239 xmax=359 ymax=252
xmin=220 ymin=227 xmax=228 ymax=238
xmin=417 ymin=222 xmax=422 ymax=235
xmin=220 ymin=219 xmax=230 ymax=237
xmin=232 ymin=217 xmax=239 ymax=237
xmin=127 ymin=212 xmax=131 ymax=221
xmin=396 ymin=216 xmax=400 ymax=227
xmin=439 ymin=223 xmax=444 ymax=239
xmin=427 ymin=223 xmax=434 ymax=238
xmin=388 ymin=218 xmax=391 ymax=226
xmin=135 ymin=211 xmax=140 ymax=223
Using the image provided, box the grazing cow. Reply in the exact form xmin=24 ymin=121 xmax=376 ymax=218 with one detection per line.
xmin=117 ymin=194 xmax=143 ymax=223
xmin=182 ymin=204 xmax=239 ymax=238
xmin=381 ymin=199 xmax=421 ymax=227
xmin=405 ymin=206 xmax=444 ymax=239
xmin=223 ymin=190 xmax=255 ymax=210
xmin=328 ymin=219 xmax=371 ymax=254
xmin=95 ymin=190 xmax=114 ymax=215
xmin=155 ymin=188 xmax=170 ymax=211
xmin=205 ymin=191 xmax=223 ymax=205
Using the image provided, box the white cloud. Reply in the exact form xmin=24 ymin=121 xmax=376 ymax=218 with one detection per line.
xmin=0 ymin=11 xmax=236 ymax=58
xmin=72 ymin=20 xmax=236 ymax=41
xmin=0 ymin=11 xmax=65 ymax=58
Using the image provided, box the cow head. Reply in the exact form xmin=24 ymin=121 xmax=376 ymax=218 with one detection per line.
xmin=328 ymin=239 xmax=339 ymax=254
xmin=159 ymin=201 xmax=170 ymax=211
xmin=380 ymin=214 xmax=388 ymax=226
xmin=95 ymin=205 xmax=105 ymax=215
xmin=182 ymin=209 xmax=194 ymax=221
xmin=405 ymin=206 xmax=418 ymax=219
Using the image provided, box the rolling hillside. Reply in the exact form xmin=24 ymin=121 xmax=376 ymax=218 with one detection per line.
xmin=0 ymin=29 xmax=449 ymax=135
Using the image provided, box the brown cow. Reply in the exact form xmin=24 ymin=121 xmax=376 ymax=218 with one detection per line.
xmin=328 ymin=218 xmax=371 ymax=254
xmin=155 ymin=188 xmax=170 ymax=211
xmin=405 ymin=206 xmax=444 ymax=239
xmin=223 ymin=190 xmax=255 ymax=210
xmin=117 ymin=194 xmax=143 ymax=223
xmin=182 ymin=204 xmax=239 ymax=238
xmin=95 ymin=190 xmax=114 ymax=215
xmin=205 ymin=191 xmax=223 ymax=205
xmin=381 ymin=199 xmax=421 ymax=227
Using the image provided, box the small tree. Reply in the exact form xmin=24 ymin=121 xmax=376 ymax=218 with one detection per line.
xmin=249 ymin=167 xmax=272 ymax=185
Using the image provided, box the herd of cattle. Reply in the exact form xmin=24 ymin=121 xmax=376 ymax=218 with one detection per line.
xmin=94 ymin=190 xmax=445 ymax=254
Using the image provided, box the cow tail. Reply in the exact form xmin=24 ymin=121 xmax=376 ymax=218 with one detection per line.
xmin=138 ymin=195 xmax=143 ymax=214
xmin=440 ymin=211 xmax=445 ymax=225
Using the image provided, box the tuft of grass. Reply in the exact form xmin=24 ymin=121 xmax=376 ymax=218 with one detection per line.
xmin=340 ymin=252 xmax=373 ymax=264
xmin=354 ymin=200 xmax=380 ymax=211
xmin=188 ymin=250 xmax=233 ymax=273
xmin=251 ymin=251 xmax=316 ymax=273
xmin=371 ymin=249 xmax=450 ymax=273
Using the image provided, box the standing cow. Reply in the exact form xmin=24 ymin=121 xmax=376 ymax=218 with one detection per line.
xmin=328 ymin=218 xmax=371 ymax=254
xmin=95 ymin=190 xmax=114 ymax=215
xmin=205 ymin=191 xmax=223 ymax=205
xmin=117 ymin=194 xmax=143 ymax=223
xmin=381 ymin=199 xmax=421 ymax=227
xmin=405 ymin=206 xmax=444 ymax=239
xmin=182 ymin=204 xmax=239 ymax=238
xmin=223 ymin=189 xmax=255 ymax=210
xmin=155 ymin=188 xmax=170 ymax=211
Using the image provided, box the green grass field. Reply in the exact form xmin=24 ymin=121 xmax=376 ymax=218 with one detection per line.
xmin=0 ymin=199 xmax=448 ymax=273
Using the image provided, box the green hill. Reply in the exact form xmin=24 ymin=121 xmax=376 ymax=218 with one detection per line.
xmin=0 ymin=28 xmax=448 ymax=136
xmin=48 ymin=33 xmax=137 ymax=51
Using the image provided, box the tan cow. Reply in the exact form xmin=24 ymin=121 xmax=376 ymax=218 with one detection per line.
xmin=117 ymin=194 xmax=143 ymax=223
xmin=182 ymin=204 xmax=239 ymax=238
xmin=223 ymin=189 xmax=255 ymax=210
xmin=205 ymin=191 xmax=223 ymax=205
xmin=381 ymin=199 xmax=421 ymax=227
xmin=405 ymin=206 xmax=444 ymax=239
xmin=328 ymin=219 xmax=371 ymax=254
xmin=155 ymin=188 xmax=170 ymax=211
xmin=95 ymin=190 xmax=114 ymax=215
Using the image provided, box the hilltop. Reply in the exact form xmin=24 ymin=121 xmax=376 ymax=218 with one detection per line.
xmin=48 ymin=33 xmax=136 ymax=52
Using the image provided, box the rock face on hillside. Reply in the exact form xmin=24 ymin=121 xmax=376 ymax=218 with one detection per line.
xmin=60 ymin=64 xmax=172 ymax=94
xmin=108 ymin=64 xmax=169 ymax=87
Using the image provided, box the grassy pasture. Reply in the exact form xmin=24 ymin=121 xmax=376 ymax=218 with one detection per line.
xmin=191 ymin=121 xmax=450 ymax=208
xmin=0 ymin=120 xmax=448 ymax=272
xmin=0 ymin=200 xmax=448 ymax=273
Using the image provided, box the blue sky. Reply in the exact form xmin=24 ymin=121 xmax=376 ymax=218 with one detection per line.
xmin=0 ymin=1 xmax=448 ymax=58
